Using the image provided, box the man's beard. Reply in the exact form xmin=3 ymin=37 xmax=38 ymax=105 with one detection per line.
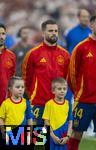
xmin=46 ymin=35 xmax=58 ymax=44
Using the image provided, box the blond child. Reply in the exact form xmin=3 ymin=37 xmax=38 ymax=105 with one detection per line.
xmin=42 ymin=77 xmax=72 ymax=150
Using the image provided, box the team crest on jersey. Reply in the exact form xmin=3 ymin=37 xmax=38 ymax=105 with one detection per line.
xmin=56 ymin=55 xmax=64 ymax=65
xmin=5 ymin=60 xmax=13 ymax=68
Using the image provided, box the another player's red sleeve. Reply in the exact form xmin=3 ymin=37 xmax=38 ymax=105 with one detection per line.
xmin=21 ymin=50 xmax=34 ymax=98
xmin=64 ymin=53 xmax=70 ymax=79
xmin=68 ymin=46 xmax=82 ymax=93
xmin=11 ymin=54 xmax=16 ymax=77
xmin=7 ymin=52 xmax=16 ymax=79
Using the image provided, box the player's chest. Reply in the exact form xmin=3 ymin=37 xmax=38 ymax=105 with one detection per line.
xmin=35 ymin=51 xmax=65 ymax=69
xmin=81 ymin=45 xmax=96 ymax=66
xmin=0 ymin=54 xmax=13 ymax=69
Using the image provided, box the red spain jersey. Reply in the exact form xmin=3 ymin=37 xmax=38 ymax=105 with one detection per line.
xmin=22 ymin=42 xmax=70 ymax=106
xmin=69 ymin=36 xmax=96 ymax=103
xmin=0 ymin=48 xmax=16 ymax=105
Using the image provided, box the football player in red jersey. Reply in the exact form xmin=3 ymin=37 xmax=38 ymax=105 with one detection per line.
xmin=0 ymin=24 xmax=16 ymax=105
xmin=22 ymin=20 xmax=70 ymax=125
xmin=68 ymin=15 xmax=96 ymax=150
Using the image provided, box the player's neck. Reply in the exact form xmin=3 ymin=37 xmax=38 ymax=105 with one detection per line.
xmin=0 ymin=45 xmax=4 ymax=54
xmin=44 ymin=39 xmax=57 ymax=47
xmin=11 ymin=96 xmax=22 ymax=102
xmin=54 ymin=97 xmax=65 ymax=104
xmin=80 ymin=23 xmax=87 ymax=28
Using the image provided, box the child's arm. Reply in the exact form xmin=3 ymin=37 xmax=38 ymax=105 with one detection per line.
xmin=67 ymin=120 xmax=73 ymax=137
xmin=0 ymin=118 xmax=6 ymax=139
xmin=60 ymin=100 xmax=73 ymax=145
xmin=0 ymin=102 xmax=6 ymax=139
xmin=26 ymin=100 xmax=34 ymax=144
xmin=27 ymin=119 xmax=33 ymax=125
xmin=25 ymin=100 xmax=34 ymax=125
xmin=60 ymin=120 xmax=72 ymax=145
xmin=0 ymin=118 xmax=4 ymax=125
xmin=27 ymin=119 xmax=33 ymax=144
xmin=44 ymin=119 xmax=61 ymax=144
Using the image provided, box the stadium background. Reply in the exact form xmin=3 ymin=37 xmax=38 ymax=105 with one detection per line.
xmin=0 ymin=0 xmax=96 ymax=46
xmin=0 ymin=0 xmax=96 ymax=149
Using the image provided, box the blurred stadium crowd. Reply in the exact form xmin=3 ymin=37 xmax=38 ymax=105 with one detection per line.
xmin=0 ymin=0 xmax=96 ymax=47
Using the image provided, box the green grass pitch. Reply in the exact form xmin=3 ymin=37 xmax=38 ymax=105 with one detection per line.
xmin=79 ymin=137 xmax=96 ymax=150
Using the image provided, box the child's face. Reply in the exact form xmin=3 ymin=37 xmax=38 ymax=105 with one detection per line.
xmin=10 ymin=80 xmax=25 ymax=98
xmin=53 ymin=82 xmax=67 ymax=100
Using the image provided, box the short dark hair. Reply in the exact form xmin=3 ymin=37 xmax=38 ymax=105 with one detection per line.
xmin=0 ymin=23 xmax=6 ymax=30
xmin=90 ymin=15 xmax=96 ymax=22
xmin=52 ymin=77 xmax=67 ymax=90
xmin=41 ymin=19 xmax=57 ymax=31
xmin=8 ymin=76 xmax=24 ymax=88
